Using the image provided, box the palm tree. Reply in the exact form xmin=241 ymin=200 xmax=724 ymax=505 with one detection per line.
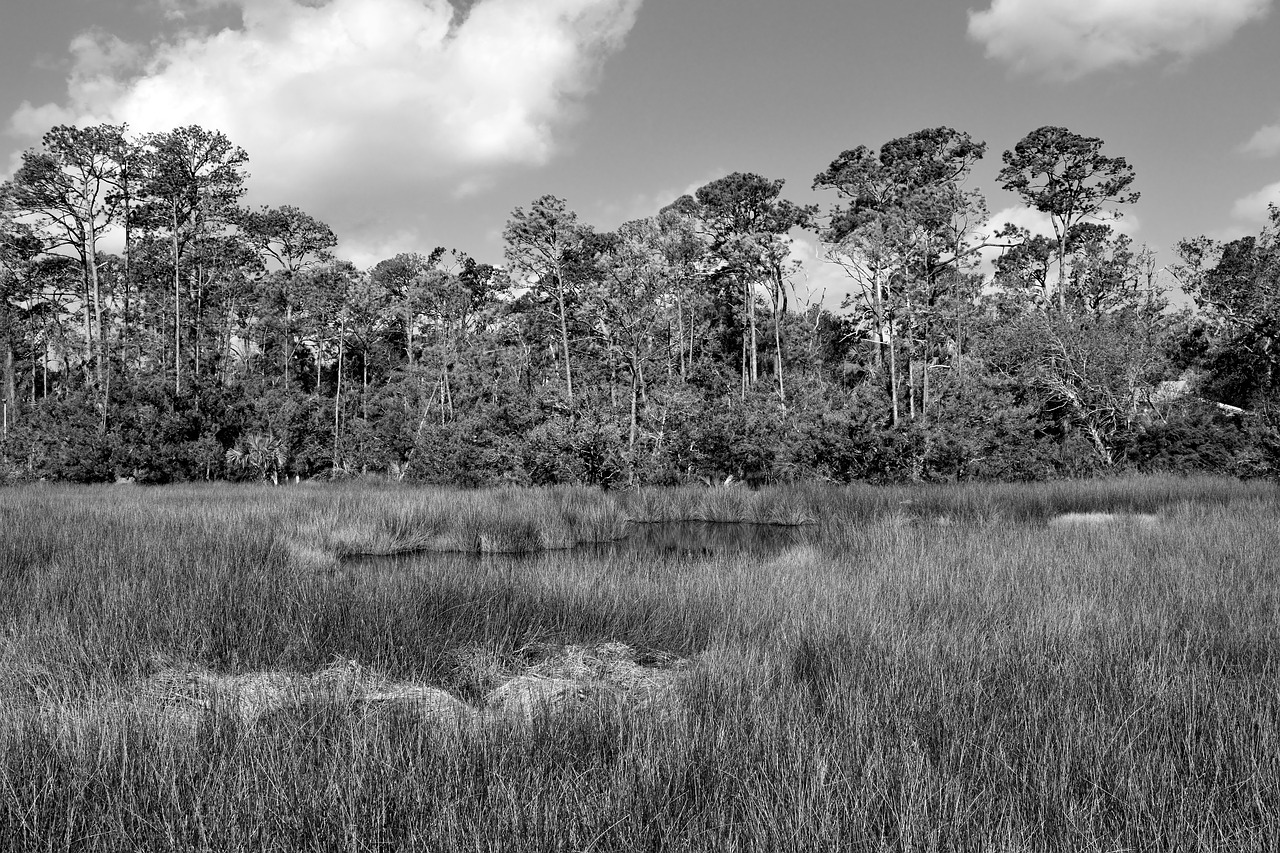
xmin=225 ymin=433 xmax=286 ymax=484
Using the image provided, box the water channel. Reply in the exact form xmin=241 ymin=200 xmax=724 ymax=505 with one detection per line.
xmin=345 ymin=520 xmax=818 ymax=576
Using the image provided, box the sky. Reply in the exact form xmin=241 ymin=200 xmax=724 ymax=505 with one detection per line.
xmin=2 ymin=0 xmax=1279 ymax=306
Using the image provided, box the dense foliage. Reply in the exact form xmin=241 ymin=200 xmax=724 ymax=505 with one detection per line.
xmin=2 ymin=123 xmax=1277 ymax=485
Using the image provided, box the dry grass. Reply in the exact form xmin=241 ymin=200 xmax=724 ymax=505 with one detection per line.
xmin=15 ymin=642 xmax=692 ymax=747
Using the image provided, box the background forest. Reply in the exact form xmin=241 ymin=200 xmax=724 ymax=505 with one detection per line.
xmin=1 ymin=122 xmax=1278 ymax=486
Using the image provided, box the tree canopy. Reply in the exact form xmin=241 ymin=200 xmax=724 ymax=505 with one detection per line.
xmin=0 ymin=121 xmax=1271 ymax=485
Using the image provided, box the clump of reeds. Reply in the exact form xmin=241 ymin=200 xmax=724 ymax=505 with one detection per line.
xmin=279 ymin=485 xmax=636 ymax=560
xmin=620 ymin=482 xmax=822 ymax=525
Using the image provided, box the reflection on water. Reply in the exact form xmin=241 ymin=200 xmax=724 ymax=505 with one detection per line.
xmin=344 ymin=521 xmax=816 ymax=575
xmin=613 ymin=521 xmax=814 ymax=558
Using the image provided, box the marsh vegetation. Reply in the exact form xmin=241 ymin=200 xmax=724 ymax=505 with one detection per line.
xmin=0 ymin=476 xmax=1277 ymax=850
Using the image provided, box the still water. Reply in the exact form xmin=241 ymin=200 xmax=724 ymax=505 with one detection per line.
xmin=345 ymin=521 xmax=817 ymax=575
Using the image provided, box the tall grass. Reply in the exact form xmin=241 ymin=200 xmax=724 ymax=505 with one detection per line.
xmin=0 ymin=477 xmax=1277 ymax=850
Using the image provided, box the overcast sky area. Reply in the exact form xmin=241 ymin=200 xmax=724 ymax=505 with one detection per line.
xmin=2 ymin=0 xmax=1279 ymax=304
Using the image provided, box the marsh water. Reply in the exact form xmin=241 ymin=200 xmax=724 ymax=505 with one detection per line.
xmin=608 ymin=521 xmax=815 ymax=558
xmin=347 ymin=520 xmax=817 ymax=576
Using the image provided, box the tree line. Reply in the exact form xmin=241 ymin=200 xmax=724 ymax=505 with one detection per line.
xmin=1 ymin=122 xmax=1277 ymax=485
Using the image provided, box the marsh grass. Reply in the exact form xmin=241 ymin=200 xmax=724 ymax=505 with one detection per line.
xmin=0 ymin=476 xmax=1277 ymax=850
xmin=283 ymin=484 xmax=636 ymax=561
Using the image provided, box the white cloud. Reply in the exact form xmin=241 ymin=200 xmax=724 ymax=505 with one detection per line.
xmin=593 ymin=171 xmax=722 ymax=229
xmin=340 ymin=227 xmax=430 ymax=269
xmin=153 ymin=0 xmax=239 ymax=21
xmin=975 ymin=204 xmax=1142 ymax=275
xmin=8 ymin=0 xmax=642 ymax=257
xmin=1231 ymin=180 xmax=1280 ymax=221
xmin=984 ymin=204 xmax=1140 ymax=241
xmin=1241 ymin=121 xmax=1280 ymax=158
xmin=986 ymin=204 xmax=1053 ymax=239
xmin=8 ymin=30 xmax=143 ymax=137
xmin=967 ymin=0 xmax=1272 ymax=81
xmin=789 ymin=234 xmax=856 ymax=313
xmin=7 ymin=102 xmax=76 ymax=141
xmin=964 ymin=205 xmax=1048 ymax=276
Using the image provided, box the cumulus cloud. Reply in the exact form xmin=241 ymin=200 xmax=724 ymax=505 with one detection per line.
xmin=592 ymin=172 xmax=723 ymax=229
xmin=787 ymin=234 xmax=855 ymax=313
xmin=986 ymin=205 xmax=1053 ymax=239
xmin=967 ymin=0 xmax=1272 ymax=81
xmin=974 ymin=205 xmax=1142 ymax=275
xmin=984 ymin=204 xmax=1140 ymax=240
xmin=963 ymin=205 xmax=1049 ymax=275
xmin=1231 ymin=180 xmax=1280 ymax=221
xmin=152 ymin=0 xmax=240 ymax=21
xmin=1241 ymin=121 xmax=1280 ymax=158
xmin=8 ymin=0 xmax=642 ymax=255
xmin=8 ymin=30 xmax=144 ymax=137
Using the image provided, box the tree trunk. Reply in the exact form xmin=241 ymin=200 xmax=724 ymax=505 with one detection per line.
xmin=437 ymin=371 xmax=446 ymax=426
xmin=740 ymin=278 xmax=749 ymax=398
xmin=1054 ymin=222 xmax=1067 ymax=312
xmin=88 ymin=234 xmax=105 ymax=430
xmin=121 ymin=179 xmax=133 ymax=375
xmin=173 ymin=201 xmax=181 ymax=395
xmin=406 ymin=307 xmax=414 ymax=368
xmin=873 ymin=268 xmax=885 ymax=367
xmin=1086 ymin=422 xmax=1113 ymax=466
xmin=665 ymin=326 xmax=673 ymax=380
xmin=628 ymin=365 xmax=639 ymax=486
xmin=448 ymin=322 xmax=458 ymax=421
xmin=921 ymin=357 xmax=930 ymax=426
xmin=689 ymin=305 xmax=696 ymax=378
xmin=607 ymin=340 xmax=619 ymax=411
xmin=1 ymin=301 xmax=14 ymax=434
xmin=908 ymin=358 xmax=917 ymax=421
xmin=676 ymin=304 xmax=687 ymax=380
xmin=442 ymin=353 xmax=454 ymax=423
xmin=555 ymin=270 xmax=574 ymax=404
xmin=333 ymin=317 xmax=344 ymax=470
xmin=888 ymin=318 xmax=900 ymax=428
xmin=629 ymin=354 xmax=639 ymax=454
xmin=772 ymin=285 xmax=785 ymax=405
xmin=284 ymin=301 xmax=293 ymax=387
xmin=80 ymin=274 xmax=93 ymax=387
xmin=80 ymin=170 xmax=106 ymax=409
xmin=220 ymin=304 xmax=236 ymax=386
xmin=193 ymin=266 xmax=203 ymax=380
xmin=920 ymin=318 xmax=930 ymax=425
